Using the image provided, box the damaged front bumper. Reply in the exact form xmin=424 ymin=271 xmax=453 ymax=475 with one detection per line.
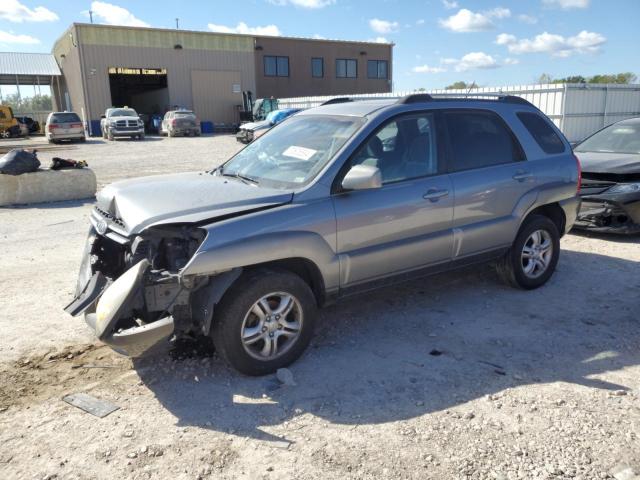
xmin=65 ymin=257 xmax=175 ymax=357
xmin=574 ymin=195 xmax=640 ymax=234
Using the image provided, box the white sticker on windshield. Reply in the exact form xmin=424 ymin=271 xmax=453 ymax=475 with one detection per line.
xmin=283 ymin=145 xmax=317 ymax=161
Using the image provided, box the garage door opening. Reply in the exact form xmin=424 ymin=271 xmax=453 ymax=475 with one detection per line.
xmin=108 ymin=67 xmax=169 ymax=116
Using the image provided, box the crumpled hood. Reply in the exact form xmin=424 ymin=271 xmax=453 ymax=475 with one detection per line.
xmin=97 ymin=172 xmax=293 ymax=234
xmin=239 ymin=120 xmax=270 ymax=132
xmin=575 ymin=151 xmax=640 ymax=174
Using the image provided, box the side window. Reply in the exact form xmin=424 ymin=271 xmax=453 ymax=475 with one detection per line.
xmin=311 ymin=58 xmax=323 ymax=78
xmin=445 ymin=110 xmax=523 ymax=171
xmin=351 ymin=113 xmax=438 ymax=184
xmin=517 ymin=112 xmax=565 ymax=154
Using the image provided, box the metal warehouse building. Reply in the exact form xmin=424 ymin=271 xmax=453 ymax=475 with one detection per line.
xmin=51 ymin=23 xmax=393 ymax=134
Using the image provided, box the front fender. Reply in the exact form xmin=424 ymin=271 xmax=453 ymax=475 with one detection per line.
xmin=181 ymin=230 xmax=340 ymax=293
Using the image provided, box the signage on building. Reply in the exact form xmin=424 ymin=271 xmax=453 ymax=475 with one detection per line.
xmin=108 ymin=67 xmax=167 ymax=75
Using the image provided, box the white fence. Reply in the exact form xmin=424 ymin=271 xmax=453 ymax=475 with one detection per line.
xmin=279 ymin=83 xmax=640 ymax=142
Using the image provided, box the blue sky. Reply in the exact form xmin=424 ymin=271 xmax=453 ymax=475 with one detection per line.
xmin=0 ymin=0 xmax=638 ymax=93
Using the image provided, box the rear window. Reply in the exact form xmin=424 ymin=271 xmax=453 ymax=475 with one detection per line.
xmin=174 ymin=111 xmax=195 ymax=117
xmin=517 ymin=112 xmax=565 ymax=154
xmin=51 ymin=113 xmax=81 ymax=123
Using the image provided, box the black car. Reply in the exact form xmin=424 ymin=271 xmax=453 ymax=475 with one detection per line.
xmin=15 ymin=116 xmax=41 ymax=134
xmin=574 ymin=118 xmax=640 ymax=234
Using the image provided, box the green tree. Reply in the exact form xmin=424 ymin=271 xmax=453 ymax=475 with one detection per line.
xmin=445 ymin=81 xmax=471 ymax=90
xmin=537 ymin=73 xmax=553 ymax=84
xmin=2 ymin=93 xmax=52 ymax=112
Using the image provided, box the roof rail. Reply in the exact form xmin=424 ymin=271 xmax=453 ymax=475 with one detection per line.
xmin=320 ymin=97 xmax=353 ymax=106
xmin=395 ymin=92 xmax=534 ymax=107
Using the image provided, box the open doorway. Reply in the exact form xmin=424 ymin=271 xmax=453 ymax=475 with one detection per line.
xmin=108 ymin=67 xmax=169 ymax=117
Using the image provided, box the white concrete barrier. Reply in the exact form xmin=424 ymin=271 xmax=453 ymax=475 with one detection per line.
xmin=0 ymin=168 xmax=97 ymax=207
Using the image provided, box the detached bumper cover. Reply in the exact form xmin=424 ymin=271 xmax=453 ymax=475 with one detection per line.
xmin=65 ymin=259 xmax=175 ymax=357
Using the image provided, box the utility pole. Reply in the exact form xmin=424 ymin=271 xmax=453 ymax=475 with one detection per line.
xmin=88 ymin=10 xmax=93 ymax=23
xmin=175 ymin=18 xmax=179 ymax=29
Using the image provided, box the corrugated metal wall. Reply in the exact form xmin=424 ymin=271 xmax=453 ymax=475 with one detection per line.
xmin=191 ymin=70 xmax=242 ymax=124
xmin=279 ymin=83 xmax=640 ymax=142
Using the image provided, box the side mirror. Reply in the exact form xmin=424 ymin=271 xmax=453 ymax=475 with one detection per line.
xmin=341 ymin=164 xmax=382 ymax=191
xmin=100 ymin=115 xmax=106 ymax=119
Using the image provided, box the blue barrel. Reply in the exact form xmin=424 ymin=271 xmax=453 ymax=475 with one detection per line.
xmin=89 ymin=120 xmax=102 ymax=137
xmin=201 ymin=121 xmax=214 ymax=134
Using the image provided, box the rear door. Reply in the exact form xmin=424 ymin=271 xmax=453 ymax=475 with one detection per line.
xmin=332 ymin=111 xmax=454 ymax=287
xmin=443 ymin=109 xmax=534 ymax=258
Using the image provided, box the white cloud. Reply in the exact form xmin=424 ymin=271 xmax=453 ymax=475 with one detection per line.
xmin=369 ymin=18 xmax=399 ymax=34
xmin=439 ymin=7 xmax=510 ymax=32
xmin=412 ymin=64 xmax=446 ymax=73
xmin=0 ymin=30 xmax=40 ymax=44
xmin=443 ymin=51 xmax=500 ymax=72
xmin=442 ymin=0 xmax=458 ymax=9
xmin=0 ymin=0 xmax=58 ymax=23
xmin=543 ymin=0 xmax=589 ymax=9
xmin=416 ymin=19 xmax=425 ymax=25
xmin=368 ymin=36 xmax=391 ymax=44
xmin=207 ymin=22 xmax=282 ymax=36
xmin=517 ymin=14 xmax=538 ymax=24
xmin=268 ymin=0 xmax=335 ymax=8
xmin=496 ymin=30 xmax=606 ymax=57
xmin=487 ymin=7 xmax=511 ymax=19
xmin=90 ymin=2 xmax=149 ymax=27
xmin=504 ymin=57 xmax=520 ymax=65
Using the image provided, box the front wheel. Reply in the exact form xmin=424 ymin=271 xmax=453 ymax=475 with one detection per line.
xmin=211 ymin=269 xmax=317 ymax=376
xmin=497 ymin=214 xmax=560 ymax=289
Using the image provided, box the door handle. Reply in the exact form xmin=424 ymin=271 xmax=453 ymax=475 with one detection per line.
xmin=423 ymin=188 xmax=449 ymax=202
xmin=513 ymin=171 xmax=533 ymax=182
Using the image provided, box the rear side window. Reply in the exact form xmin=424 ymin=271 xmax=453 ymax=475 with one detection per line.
xmin=50 ymin=113 xmax=81 ymax=123
xmin=517 ymin=112 xmax=565 ymax=154
xmin=444 ymin=110 xmax=524 ymax=172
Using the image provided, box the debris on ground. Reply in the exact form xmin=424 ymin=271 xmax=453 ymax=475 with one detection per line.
xmin=62 ymin=392 xmax=120 ymax=418
xmin=276 ymin=368 xmax=296 ymax=386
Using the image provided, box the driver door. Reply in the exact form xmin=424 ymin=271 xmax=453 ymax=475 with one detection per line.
xmin=332 ymin=112 xmax=454 ymax=289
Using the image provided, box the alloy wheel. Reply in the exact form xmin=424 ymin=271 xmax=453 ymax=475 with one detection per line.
xmin=240 ymin=292 xmax=303 ymax=361
xmin=521 ymin=229 xmax=553 ymax=279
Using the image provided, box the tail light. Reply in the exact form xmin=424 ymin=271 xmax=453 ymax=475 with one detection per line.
xmin=573 ymin=153 xmax=582 ymax=194
xmin=70 ymin=123 xmax=83 ymax=128
xmin=48 ymin=124 xmax=59 ymax=131
xmin=171 ymin=119 xmax=177 ymax=126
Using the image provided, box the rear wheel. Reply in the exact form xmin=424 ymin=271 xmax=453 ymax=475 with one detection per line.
xmin=211 ymin=269 xmax=317 ymax=376
xmin=168 ymin=129 xmax=175 ymax=138
xmin=497 ymin=214 xmax=560 ymax=289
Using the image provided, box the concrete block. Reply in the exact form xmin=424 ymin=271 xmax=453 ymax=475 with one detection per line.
xmin=0 ymin=168 xmax=97 ymax=207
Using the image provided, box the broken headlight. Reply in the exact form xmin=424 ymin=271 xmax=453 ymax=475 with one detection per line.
xmin=607 ymin=183 xmax=640 ymax=194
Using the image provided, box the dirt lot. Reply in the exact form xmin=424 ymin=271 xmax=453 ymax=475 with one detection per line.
xmin=0 ymin=135 xmax=638 ymax=480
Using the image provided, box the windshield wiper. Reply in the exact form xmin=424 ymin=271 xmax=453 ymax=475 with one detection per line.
xmin=220 ymin=170 xmax=259 ymax=185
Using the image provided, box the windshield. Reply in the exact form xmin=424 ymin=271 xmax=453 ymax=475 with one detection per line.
xmin=576 ymin=122 xmax=640 ymax=154
xmin=220 ymin=114 xmax=364 ymax=189
xmin=109 ymin=109 xmax=137 ymax=117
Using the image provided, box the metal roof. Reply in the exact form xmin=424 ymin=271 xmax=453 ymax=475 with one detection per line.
xmin=0 ymin=52 xmax=61 ymax=76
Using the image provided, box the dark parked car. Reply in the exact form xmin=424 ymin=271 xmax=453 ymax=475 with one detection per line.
xmin=574 ymin=118 xmax=640 ymax=233
xmin=15 ymin=116 xmax=40 ymax=134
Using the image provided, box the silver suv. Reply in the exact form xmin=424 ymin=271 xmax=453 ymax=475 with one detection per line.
xmin=65 ymin=94 xmax=581 ymax=375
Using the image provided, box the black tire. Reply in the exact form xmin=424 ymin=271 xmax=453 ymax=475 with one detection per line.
xmin=497 ymin=214 xmax=560 ymax=290
xmin=211 ymin=268 xmax=317 ymax=376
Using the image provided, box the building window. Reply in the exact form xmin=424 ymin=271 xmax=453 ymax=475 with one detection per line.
xmin=311 ymin=57 xmax=324 ymax=78
xmin=336 ymin=59 xmax=357 ymax=78
xmin=264 ymin=56 xmax=289 ymax=77
xmin=367 ymin=60 xmax=388 ymax=79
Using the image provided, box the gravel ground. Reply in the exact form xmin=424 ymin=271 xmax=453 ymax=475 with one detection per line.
xmin=0 ymin=135 xmax=638 ymax=480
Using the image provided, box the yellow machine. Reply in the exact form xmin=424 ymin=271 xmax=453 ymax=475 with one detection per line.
xmin=0 ymin=105 xmax=20 ymax=138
